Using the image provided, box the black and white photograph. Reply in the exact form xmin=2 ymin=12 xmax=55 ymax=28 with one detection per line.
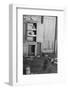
xmin=0 ymin=0 xmax=67 ymax=88
xmin=9 ymin=5 xmax=64 ymax=86
xmin=23 ymin=15 xmax=57 ymax=75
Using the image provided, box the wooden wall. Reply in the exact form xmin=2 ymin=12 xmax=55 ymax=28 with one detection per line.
xmin=23 ymin=15 xmax=57 ymax=56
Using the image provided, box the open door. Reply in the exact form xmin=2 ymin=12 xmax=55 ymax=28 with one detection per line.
xmin=28 ymin=45 xmax=35 ymax=56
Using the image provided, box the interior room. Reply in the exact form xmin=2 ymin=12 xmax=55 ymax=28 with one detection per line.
xmin=23 ymin=15 xmax=57 ymax=75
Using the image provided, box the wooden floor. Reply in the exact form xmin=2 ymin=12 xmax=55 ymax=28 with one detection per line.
xmin=23 ymin=55 xmax=57 ymax=75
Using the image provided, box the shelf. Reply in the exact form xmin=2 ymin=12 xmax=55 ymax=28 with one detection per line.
xmin=27 ymin=36 xmax=36 ymax=42
xmin=27 ymin=29 xmax=37 ymax=31
xmin=27 ymin=30 xmax=37 ymax=37
xmin=27 ymin=35 xmax=37 ymax=37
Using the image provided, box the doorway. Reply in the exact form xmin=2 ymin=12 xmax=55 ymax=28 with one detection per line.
xmin=28 ymin=45 xmax=35 ymax=56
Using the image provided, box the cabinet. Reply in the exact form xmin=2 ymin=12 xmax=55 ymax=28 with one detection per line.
xmin=26 ymin=22 xmax=37 ymax=42
xmin=23 ymin=21 xmax=38 ymax=56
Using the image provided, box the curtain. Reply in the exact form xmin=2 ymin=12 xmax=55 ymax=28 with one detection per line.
xmin=42 ymin=16 xmax=56 ymax=53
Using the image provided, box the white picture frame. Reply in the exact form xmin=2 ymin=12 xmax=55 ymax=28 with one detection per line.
xmin=9 ymin=4 xmax=65 ymax=86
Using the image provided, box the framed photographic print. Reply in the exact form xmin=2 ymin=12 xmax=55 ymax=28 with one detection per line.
xmin=9 ymin=4 xmax=65 ymax=86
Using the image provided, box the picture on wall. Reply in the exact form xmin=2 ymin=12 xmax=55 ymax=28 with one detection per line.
xmin=9 ymin=5 xmax=64 ymax=85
